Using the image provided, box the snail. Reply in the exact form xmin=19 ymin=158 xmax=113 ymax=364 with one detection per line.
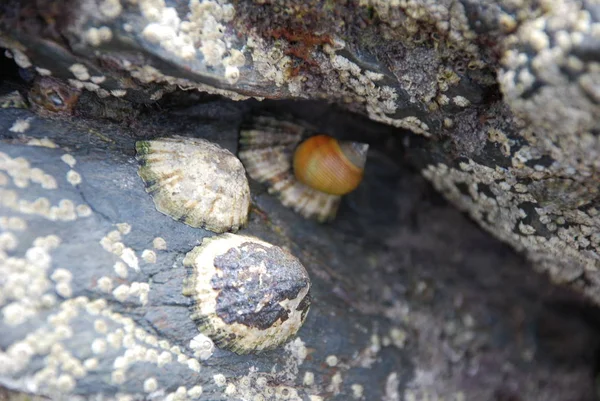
xmin=293 ymin=134 xmax=367 ymax=196
xmin=238 ymin=116 xmax=368 ymax=222
xmin=136 ymin=136 xmax=250 ymax=233
xmin=28 ymin=76 xmax=81 ymax=115
xmin=182 ymin=233 xmax=311 ymax=354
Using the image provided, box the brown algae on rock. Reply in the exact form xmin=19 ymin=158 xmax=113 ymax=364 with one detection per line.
xmin=136 ymin=136 xmax=250 ymax=233
xmin=182 ymin=233 xmax=311 ymax=354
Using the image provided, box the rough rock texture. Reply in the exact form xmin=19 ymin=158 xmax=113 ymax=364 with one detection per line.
xmin=0 ymin=85 xmax=599 ymax=400
xmin=1 ymin=0 xmax=599 ymax=306
xmin=1 ymin=0 xmax=600 ymax=400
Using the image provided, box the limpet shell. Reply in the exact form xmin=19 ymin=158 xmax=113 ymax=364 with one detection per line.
xmin=136 ymin=136 xmax=250 ymax=233
xmin=182 ymin=233 xmax=311 ymax=354
xmin=238 ymin=115 xmax=368 ymax=222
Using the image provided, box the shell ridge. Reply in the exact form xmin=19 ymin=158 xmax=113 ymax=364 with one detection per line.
xmin=136 ymin=137 xmax=250 ymax=232
xmin=238 ymin=116 xmax=365 ymax=222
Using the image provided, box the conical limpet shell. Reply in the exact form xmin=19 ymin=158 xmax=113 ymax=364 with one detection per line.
xmin=136 ymin=136 xmax=250 ymax=233
xmin=238 ymin=116 xmax=368 ymax=222
xmin=182 ymin=233 xmax=311 ymax=354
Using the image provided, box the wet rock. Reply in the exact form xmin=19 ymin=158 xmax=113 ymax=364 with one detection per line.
xmin=0 ymin=91 xmax=598 ymax=400
xmin=1 ymin=0 xmax=600 ymax=399
xmin=1 ymin=0 xmax=598 ymax=308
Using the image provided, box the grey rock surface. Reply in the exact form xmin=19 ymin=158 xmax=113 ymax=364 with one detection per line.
xmin=1 ymin=0 xmax=599 ymax=307
xmin=0 ymin=91 xmax=599 ymax=400
xmin=1 ymin=0 xmax=600 ymax=399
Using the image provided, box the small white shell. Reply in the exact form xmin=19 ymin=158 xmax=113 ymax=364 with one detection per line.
xmin=238 ymin=116 xmax=342 ymax=222
xmin=182 ymin=233 xmax=311 ymax=354
xmin=136 ymin=136 xmax=250 ymax=233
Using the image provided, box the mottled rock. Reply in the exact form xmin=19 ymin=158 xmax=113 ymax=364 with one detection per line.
xmin=1 ymin=0 xmax=600 ymax=399
xmin=1 ymin=0 xmax=599 ymax=308
xmin=0 ymin=94 xmax=598 ymax=400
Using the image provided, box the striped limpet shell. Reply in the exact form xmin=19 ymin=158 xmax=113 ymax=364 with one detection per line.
xmin=182 ymin=233 xmax=311 ymax=354
xmin=136 ymin=136 xmax=250 ymax=233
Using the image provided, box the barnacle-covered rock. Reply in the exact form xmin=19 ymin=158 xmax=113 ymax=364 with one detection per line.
xmin=1 ymin=74 xmax=599 ymax=401
xmin=136 ymin=136 xmax=250 ymax=233
xmin=238 ymin=116 xmax=368 ymax=222
xmin=4 ymin=0 xmax=600 ymax=309
xmin=182 ymin=233 xmax=311 ymax=354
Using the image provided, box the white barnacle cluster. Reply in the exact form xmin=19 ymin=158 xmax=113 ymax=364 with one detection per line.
xmin=0 ymin=234 xmax=60 ymax=326
xmin=51 ymin=268 xmax=74 ymax=298
xmin=328 ymin=53 xmax=399 ymax=116
xmin=224 ymin=373 xmax=303 ymax=400
xmin=247 ymin=27 xmax=396 ymax=126
xmin=69 ymin=63 xmax=91 ymax=81
xmin=97 ymin=223 xmax=162 ymax=305
xmin=0 ymin=293 xmax=208 ymax=397
xmin=0 ymin=152 xmax=93 ymax=221
xmin=220 ymin=334 xmax=378 ymax=400
xmin=498 ymin=0 xmax=600 ymax=138
xmin=67 ymin=63 xmax=108 ymax=96
xmin=478 ymin=2 xmax=600 ymax=300
xmin=0 ymin=145 xmax=248 ymax=398
xmin=368 ymin=112 xmax=431 ymax=137
xmin=59 ymin=154 xmax=86 ymax=189
xmin=422 ymin=157 xmax=600 ymax=298
xmin=285 ymin=337 xmax=308 ymax=365
xmin=499 ymin=1 xmax=586 ymax=99
xmin=99 ymin=223 xmax=140 ymax=272
xmin=138 ymin=0 xmax=244 ymax=83
xmin=125 ymin=62 xmax=250 ymax=100
xmin=0 ymin=216 xmax=27 ymax=231
xmin=85 ymin=26 xmax=113 ymax=47
xmin=246 ymin=35 xmax=295 ymax=88
xmin=359 ymin=0 xmax=478 ymax=56
xmin=0 ymin=151 xmax=56 ymax=189
xmin=0 ymin=149 xmax=99 ymax=330
xmin=246 ymin=29 xmax=408 ymax=128
xmin=60 ymin=158 xmax=82 ymax=188
xmin=112 ymin=282 xmax=150 ymax=304
xmin=61 ymin=61 xmax=116 ymax=99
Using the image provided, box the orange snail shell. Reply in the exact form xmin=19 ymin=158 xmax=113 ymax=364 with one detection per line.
xmin=237 ymin=116 xmax=370 ymax=222
xmin=293 ymin=135 xmax=367 ymax=196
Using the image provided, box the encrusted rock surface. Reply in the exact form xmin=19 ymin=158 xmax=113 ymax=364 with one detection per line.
xmin=1 ymin=0 xmax=599 ymax=306
xmin=0 ymin=90 xmax=599 ymax=400
xmin=1 ymin=0 xmax=600 ymax=399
